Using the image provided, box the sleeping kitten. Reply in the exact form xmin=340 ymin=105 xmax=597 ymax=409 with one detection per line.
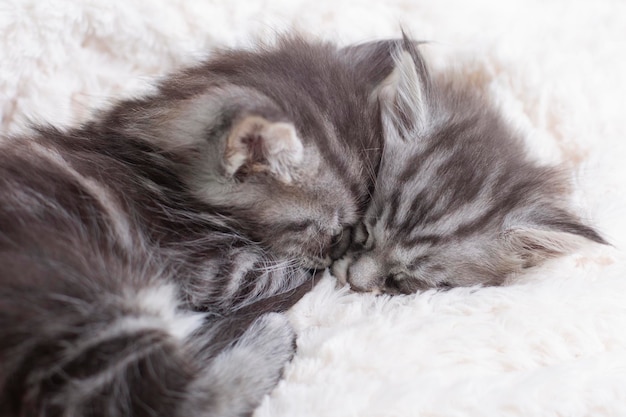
xmin=98 ymin=36 xmax=399 ymax=269
xmin=0 ymin=36 xmax=395 ymax=417
xmin=333 ymin=37 xmax=606 ymax=295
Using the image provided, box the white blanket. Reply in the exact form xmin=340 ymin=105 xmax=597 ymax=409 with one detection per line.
xmin=2 ymin=1 xmax=625 ymax=415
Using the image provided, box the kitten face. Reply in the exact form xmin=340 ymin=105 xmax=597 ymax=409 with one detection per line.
xmin=189 ymin=99 xmax=361 ymax=269
xmin=98 ymin=37 xmax=398 ymax=269
xmin=334 ymin=37 xmax=606 ymax=293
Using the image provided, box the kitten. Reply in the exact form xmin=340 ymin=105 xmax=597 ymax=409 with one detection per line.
xmin=98 ymin=36 xmax=398 ymax=269
xmin=0 ymin=36 xmax=395 ymax=416
xmin=333 ymin=37 xmax=606 ymax=295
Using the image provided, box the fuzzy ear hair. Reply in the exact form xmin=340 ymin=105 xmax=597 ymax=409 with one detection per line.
xmin=376 ymin=35 xmax=433 ymax=138
xmin=503 ymin=211 xmax=607 ymax=269
xmin=223 ymin=115 xmax=304 ymax=183
xmin=340 ymin=40 xmax=397 ymax=88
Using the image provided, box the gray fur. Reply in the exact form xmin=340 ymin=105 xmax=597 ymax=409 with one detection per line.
xmin=0 ymin=36 xmax=396 ymax=416
xmin=334 ymin=36 xmax=606 ymax=294
xmin=97 ymin=36 xmax=396 ymax=269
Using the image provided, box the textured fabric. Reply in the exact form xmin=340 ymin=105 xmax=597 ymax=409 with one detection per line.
xmin=1 ymin=1 xmax=625 ymax=416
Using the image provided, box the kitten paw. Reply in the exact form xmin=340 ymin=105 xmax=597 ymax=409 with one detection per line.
xmin=330 ymin=255 xmax=351 ymax=286
xmin=184 ymin=313 xmax=296 ymax=417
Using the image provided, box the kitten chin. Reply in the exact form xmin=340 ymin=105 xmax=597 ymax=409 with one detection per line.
xmin=92 ymin=35 xmax=401 ymax=267
xmin=1 ymin=35 xmax=408 ymax=416
xmin=336 ymin=34 xmax=607 ymax=295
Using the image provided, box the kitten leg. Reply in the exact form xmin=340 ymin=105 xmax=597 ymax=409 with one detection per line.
xmin=181 ymin=312 xmax=296 ymax=417
xmin=232 ymin=270 xmax=324 ymax=316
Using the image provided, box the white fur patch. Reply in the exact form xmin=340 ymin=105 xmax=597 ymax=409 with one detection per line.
xmin=133 ymin=284 xmax=205 ymax=341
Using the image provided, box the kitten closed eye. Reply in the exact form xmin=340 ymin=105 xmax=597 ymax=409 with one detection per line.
xmin=0 ymin=35 xmax=401 ymax=416
xmin=334 ymin=34 xmax=607 ymax=295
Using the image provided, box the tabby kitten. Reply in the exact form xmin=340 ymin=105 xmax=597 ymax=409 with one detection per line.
xmin=333 ymin=37 xmax=606 ymax=295
xmin=0 ymin=36 xmax=394 ymax=417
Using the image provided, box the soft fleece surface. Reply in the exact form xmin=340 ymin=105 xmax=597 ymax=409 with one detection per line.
xmin=2 ymin=1 xmax=625 ymax=416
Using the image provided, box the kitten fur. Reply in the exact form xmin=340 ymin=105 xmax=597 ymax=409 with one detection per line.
xmin=333 ymin=36 xmax=606 ymax=295
xmin=0 ymin=36 xmax=396 ymax=416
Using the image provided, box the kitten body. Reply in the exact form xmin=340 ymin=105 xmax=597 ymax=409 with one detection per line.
xmin=0 ymin=37 xmax=394 ymax=416
xmin=99 ymin=36 xmax=397 ymax=268
xmin=334 ymin=38 xmax=606 ymax=294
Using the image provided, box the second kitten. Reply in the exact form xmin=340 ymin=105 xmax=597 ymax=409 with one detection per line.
xmin=333 ymin=37 xmax=606 ymax=294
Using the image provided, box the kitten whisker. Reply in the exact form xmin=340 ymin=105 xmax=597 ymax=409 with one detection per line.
xmin=2 ymin=35 xmax=393 ymax=415
xmin=341 ymin=37 xmax=605 ymax=295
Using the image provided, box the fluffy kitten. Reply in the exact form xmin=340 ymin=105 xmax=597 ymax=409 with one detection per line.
xmin=333 ymin=37 xmax=606 ymax=295
xmin=99 ymin=36 xmax=399 ymax=269
xmin=0 ymin=36 xmax=394 ymax=416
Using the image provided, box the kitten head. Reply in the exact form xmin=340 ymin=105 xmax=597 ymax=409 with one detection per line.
xmin=99 ymin=37 xmax=398 ymax=269
xmin=334 ymin=37 xmax=607 ymax=293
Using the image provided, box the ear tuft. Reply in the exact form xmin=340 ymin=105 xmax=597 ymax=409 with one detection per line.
xmin=223 ymin=116 xmax=303 ymax=183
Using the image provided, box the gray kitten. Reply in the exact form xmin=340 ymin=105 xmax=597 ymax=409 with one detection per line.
xmin=333 ymin=37 xmax=606 ymax=295
xmin=0 ymin=36 xmax=396 ymax=417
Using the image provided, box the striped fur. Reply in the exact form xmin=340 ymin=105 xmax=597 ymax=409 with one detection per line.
xmin=94 ymin=36 xmax=398 ymax=269
xmin=333 ymin=36 xmax=607 ymax=295
xmin=0 ymin=37 xmax=396 ymax=416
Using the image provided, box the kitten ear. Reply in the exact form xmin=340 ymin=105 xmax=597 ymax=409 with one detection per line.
xmin=340 ymin=40 xmax=397 ymax=89
xmin=376 ymin=34 xmax=433 ymax=137
xmin=223 ymin=115 xmax=304 ymax=183
xmin=503 ymin=208 xmax=607 ymax=269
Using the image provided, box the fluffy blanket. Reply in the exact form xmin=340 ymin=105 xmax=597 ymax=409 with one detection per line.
xmin=2 ymin=1 xmax=625 ymax=415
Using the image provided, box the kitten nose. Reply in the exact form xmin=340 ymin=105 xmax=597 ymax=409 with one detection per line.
xmin=347 ymin=255 xmax=383 ymax=293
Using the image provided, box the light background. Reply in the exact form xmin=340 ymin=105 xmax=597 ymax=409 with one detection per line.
xmin=1 ymin=1 xmax=625 ymax=415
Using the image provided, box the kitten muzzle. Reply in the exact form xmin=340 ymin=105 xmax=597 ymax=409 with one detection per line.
xmin=344 ymin=254 xmax=385 ymax=293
